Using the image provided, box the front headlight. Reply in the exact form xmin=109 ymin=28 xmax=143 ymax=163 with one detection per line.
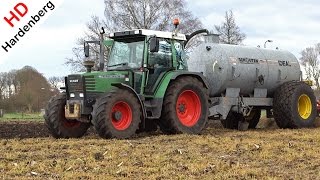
xmin=70 ymin=93 xmax=75 ymax=98
xmin=79 ymin=93 xmax=84 ymax=98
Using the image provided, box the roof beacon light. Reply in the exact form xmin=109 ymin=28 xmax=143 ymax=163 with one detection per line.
xmin=173 ymin=18 xmax=180 ymax=29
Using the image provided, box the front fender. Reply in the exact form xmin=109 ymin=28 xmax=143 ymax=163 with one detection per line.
xmin=112 ymin=83 xmax=146 ymax=120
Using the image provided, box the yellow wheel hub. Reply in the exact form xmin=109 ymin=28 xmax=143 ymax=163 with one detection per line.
xmin=298 ymin=94 xmax=312 ymax=119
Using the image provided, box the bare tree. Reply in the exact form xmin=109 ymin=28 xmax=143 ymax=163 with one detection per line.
xmin=48 ymin=76 xmax=64 ymax=91
xmin=214 ymin=10 xmax=246 ymax=45
xmin=66 ymin=0 xmax=203 ymax=72
xmin=300 ymin=44 xmax=320 ymax=89
xmin=5 ymin=71 xmax=16 ymax=97
xmin=0 ymin=72 xmax=7 ymax=100
xmin=65 ymin=16 xmax=106 ymax=72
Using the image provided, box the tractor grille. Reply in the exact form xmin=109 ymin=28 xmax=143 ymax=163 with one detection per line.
xmin=67 ymin=75 xmax=83 ymax=92
xmin=85 ymin=75 xmax=96 ymax=91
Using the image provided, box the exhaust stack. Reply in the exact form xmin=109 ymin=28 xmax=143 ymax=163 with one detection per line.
xmin=99 ymin=27 xmax=106 ymax=71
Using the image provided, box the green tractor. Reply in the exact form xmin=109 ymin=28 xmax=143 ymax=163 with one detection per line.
xmin=44 ymin=27 xmax=210 ymax=139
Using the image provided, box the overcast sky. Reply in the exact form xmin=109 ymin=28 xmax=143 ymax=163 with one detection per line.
xmin=1 ymin=0 xmax=319 ymax=77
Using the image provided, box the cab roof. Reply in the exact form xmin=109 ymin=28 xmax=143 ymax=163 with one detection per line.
xmin=109 ymin=29 xmax=187 ymax=41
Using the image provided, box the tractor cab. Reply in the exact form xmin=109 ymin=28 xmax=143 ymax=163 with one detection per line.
xmin=106 ymin=29 xmax=188 ymax=95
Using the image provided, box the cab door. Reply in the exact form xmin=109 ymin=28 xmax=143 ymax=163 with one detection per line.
xmin=145 ymin=38 xmax=173 ymax=94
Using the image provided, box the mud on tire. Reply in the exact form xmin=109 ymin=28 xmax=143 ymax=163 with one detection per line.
xmin=158 ymin=76 xmax=208 ymax=134
xmin=44 ymin=93 xmax=90 ymax=138
xmin=92 ymin=89 xmax=142 ymax=139
xmin=273 ymin=81 xmax=317 ymax=128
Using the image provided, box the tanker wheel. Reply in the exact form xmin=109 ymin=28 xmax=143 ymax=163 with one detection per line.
xmin=44 ymin=93 xmax=90 ymax=138
xmin=221 ymin=109 xmax=261 ymax=129
xmin=159 ymin=76 xmax=208 ymax=134
xmin=221 ymin=112 xmax=243 ymax=129
xmin=92 ymin=89 xmax=141 ymax=139
xmin=273 ymin=81 xmax=317 ymax=128
xmin=248 ymin=109 xmax=261 ymax=129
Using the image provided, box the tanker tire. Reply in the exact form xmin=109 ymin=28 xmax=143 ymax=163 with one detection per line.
xmin=92 ymin=89 xmax=141 ymax=139
xmin=159 ymin=76 xmax=209 ymax=134
xmin=248 ymin=109 xmax=261 ymax=129
xmin=273 ymin=81 xmax=317 ymax=128
xmin=221 ymin=112 xmax=243 ymax=129
xmin=44 ymin=93 xmax=90 ymax=138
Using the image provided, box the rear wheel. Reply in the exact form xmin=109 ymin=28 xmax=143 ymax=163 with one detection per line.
xmin=92 ymin=89 xmax=141 ymax=139
xmin=273 ymin=81 xmax=316 ymax=128
xmin=44 ymin=94 xmax=90 ymax=138
xmin=159 ymin=77 xmax=208 ymax=134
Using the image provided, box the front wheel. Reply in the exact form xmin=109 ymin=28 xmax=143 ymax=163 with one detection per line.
xmin=92 ymin=89 xmax=142 ymax=139
xmin=159 ymin=76 xmax=208 ymax=134
xmin=44 ymin=94 xmax=90 ymax=138
xmin=273 ymin=81 xmax=317 ymax=128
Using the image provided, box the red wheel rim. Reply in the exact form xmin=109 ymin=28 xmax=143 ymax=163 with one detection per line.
xmin=176 ymin=90 xmax=201 ymax=127
xmin=111 ymin=101 xmax=132 ymax=130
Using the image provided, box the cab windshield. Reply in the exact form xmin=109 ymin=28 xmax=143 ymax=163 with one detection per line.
xmin=107 ymin=38 xmax=145 ymax=70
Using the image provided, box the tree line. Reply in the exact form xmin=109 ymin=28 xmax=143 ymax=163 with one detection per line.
xmin=0 ymin=66 xmax=63 ymax=113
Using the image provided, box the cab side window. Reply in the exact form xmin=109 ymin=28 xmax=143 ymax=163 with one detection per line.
xmin=148 ymin=38 xmax=172 ymax=68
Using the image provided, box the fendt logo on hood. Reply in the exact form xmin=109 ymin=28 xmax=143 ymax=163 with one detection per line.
xmin=69 ymin=79 xmax=79 ymax=83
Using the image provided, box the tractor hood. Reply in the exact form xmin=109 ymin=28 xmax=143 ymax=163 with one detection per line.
xmin=66 ymin=71 xmax=130 ymax=94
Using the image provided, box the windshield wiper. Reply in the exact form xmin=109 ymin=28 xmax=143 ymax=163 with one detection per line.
xmin=108 ymin=62 xmax=128 ymax=67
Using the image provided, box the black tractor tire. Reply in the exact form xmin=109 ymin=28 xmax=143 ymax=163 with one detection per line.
xmin=158 ymin=76 xmax=208 ymax=134
xmin=221 ymin=109 xmax=261 ymax=129
xmin=248 ymin=109 xmax=262 ymax=129
xmin=221 ymin=112 xmax=243 ymax=129
xmin=92 ymin=89 xmax=142 ymax=139
xmin=273 ymin=81 xmax=317 ymax=128
xmin=44 ymin=93 xmax=90 ymax=138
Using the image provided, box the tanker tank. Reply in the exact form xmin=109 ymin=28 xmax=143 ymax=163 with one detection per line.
xmin=187 ymin=42 xmax=301 ymax=97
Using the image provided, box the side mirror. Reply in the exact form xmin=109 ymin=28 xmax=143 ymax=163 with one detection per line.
xmin=84 ymin=42 xmax=89 ymax=57
xmin=150 ymin=37 xmax=159 ymax=53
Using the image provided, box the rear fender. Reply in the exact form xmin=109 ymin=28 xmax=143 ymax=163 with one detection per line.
xmin=154 ymin=71 xmax=209 ymax=99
